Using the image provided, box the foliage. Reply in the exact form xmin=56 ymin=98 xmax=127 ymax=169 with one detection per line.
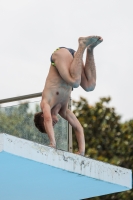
xmin=0 ymin=98 xmax=132 ymax=199
xmin=72 ymin=97 xmax=133 ymax=200
xmin=0 ymin=102 xmax=49 ymax=145
xmin=0 ymin=101 xmax=68 ymax=150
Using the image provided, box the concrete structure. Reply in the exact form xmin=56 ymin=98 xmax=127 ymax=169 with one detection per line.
xmin=0 ymin=133 xmax=132 ymax=200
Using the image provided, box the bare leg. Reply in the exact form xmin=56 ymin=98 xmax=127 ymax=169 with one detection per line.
xmin=80 ymin=37 xmax=103 ymax=91
xmin=69 ymin=36 xmax=99 ymax=84
xmin=52 ymin=36 xmax=100 ymax=88
xmin=85 ymin=37 xmax=103 ymax=80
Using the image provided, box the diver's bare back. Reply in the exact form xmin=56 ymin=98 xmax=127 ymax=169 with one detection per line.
xmin=41 ymin=64 xmax=72 ymax=109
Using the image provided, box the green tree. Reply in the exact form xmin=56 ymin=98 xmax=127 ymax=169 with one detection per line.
xmin=0 ymin=102 xmax=49 ymax=144
xmin=0 ymin=101 xmax=68 ymax=150
xmin=72 ymin=97 xmax=133 ymax=200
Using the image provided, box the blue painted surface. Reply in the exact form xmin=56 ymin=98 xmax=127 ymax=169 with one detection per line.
xmin=0 ymin=151 xmax=128 ymax=200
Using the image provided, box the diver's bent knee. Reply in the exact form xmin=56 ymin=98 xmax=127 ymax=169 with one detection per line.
xmin=72 ymin=79 xmax=81 ymax=88
xmin=84 ymin=83 xmax=96 ymax=92
xmin=73 ymin=83 xmax=80 ymax=88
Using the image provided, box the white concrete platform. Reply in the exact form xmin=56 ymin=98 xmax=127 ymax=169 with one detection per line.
xmin=0 ymin=133 xmax=132 ymax=200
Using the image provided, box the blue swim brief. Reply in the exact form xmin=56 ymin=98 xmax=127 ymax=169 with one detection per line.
xmin=50 ymin=47 xmax=76 ymax=66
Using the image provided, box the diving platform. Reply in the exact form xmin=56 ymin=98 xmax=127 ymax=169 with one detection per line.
xmin=0 ymin=133 xmax=132 ymax=200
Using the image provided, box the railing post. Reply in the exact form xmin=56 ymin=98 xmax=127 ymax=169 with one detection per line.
xmin=68 ymin=98 xmax=73 ymax=152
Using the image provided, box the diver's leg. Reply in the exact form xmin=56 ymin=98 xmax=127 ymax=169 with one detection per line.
xmin=80 ymin=37 xmax=103 ymax=91
xmin=52 ymin=36 xmax=100 ymax=88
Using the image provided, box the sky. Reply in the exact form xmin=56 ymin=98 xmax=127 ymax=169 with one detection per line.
xmin=0 ymin=0 xmax=133 ymax=122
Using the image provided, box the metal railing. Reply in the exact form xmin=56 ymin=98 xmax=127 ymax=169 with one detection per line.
xmin=0 ymin=92 xmax=72 ymax=152
xmin=0 ymin=92 xmax=42 ymax=104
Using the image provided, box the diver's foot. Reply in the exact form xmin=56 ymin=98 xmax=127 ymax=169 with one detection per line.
xmin=87 ymin=36 xmax=103 ymax=51
xmin=78 ymin=36 xmax=101 ymax=48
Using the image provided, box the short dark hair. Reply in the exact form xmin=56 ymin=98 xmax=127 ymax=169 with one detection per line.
xmin=34 ymin=112 xmax=47 ymax=133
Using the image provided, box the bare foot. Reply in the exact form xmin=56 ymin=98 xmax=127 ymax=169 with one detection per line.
xmin=87 ymin=36 xmax=103 ymax=51
xmin=78 ymin=36 xmax=101 ymax=48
